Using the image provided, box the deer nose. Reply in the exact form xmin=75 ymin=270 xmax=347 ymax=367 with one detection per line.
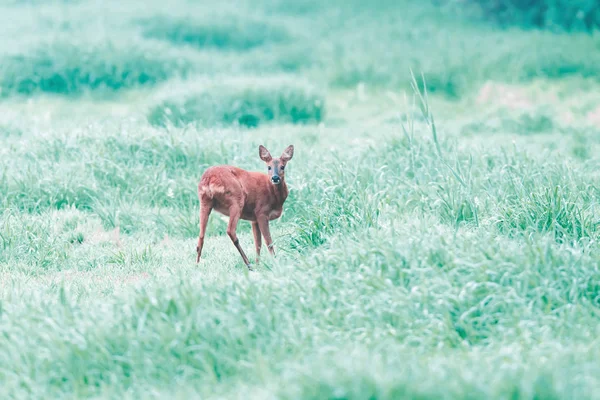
xmin=271 ymin=176 xmax=281 ymax=184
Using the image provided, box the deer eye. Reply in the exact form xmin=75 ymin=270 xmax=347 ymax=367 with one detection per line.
xmin=281 ymin=166 xmax=285 ymax=170
xmin=268 ymin=166 xmax=272 ymax=170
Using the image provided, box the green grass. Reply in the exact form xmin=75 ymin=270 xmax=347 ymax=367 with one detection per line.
xmin=1 ymin=0 xmax=600 ymax=398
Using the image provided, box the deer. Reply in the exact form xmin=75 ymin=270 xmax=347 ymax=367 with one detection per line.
xmin=196 ymin=145 xmax=294 ymax=269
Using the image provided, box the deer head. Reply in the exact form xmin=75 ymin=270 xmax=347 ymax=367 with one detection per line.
xmin=259 ymin=145 xmax=294 ymax=185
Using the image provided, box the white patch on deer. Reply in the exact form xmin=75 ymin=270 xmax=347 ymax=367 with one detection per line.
xmin=210 ymin=185 xmax=225 ymax=194
xmin=269 ymin=209 xmax=282 ymax=219
xmin=200 ymin=184 xmax=225 ymax=196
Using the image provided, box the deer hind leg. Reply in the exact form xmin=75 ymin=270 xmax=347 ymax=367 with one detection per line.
xmin=252 ymin=222 xmax=262 ymax=264
xmin=257 ymin=216 xmax=275 ymax=257
xmin=196 ymin=199 xmax=212 ymax=263
xmin=227 ymin=207 xmax=251 ymax=268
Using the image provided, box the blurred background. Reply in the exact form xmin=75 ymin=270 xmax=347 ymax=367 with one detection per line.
xmin=1 ymin=0 xmax=599 ymax=123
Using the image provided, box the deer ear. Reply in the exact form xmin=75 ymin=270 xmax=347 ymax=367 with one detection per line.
xmin=259 ymin=145 xmax=272 ymax=162
xmin=281 ymin=145 xmax=294 ymax=162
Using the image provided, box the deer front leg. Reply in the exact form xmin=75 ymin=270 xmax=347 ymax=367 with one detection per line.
xmin=227 ymin=208 xmax=251 ymax=268
xmin=257 ymin=216 xmax=275 ymax=257
xmin=252 ymin=221 xmax=262 ymax=264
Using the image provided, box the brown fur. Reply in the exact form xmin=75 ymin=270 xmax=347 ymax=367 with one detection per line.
xmin=196 ymin=145 xmax=294 ymax=269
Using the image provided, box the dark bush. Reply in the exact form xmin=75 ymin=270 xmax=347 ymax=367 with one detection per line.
xmin=0 ymin=43 xmax=191 ymax=97
xmin=139 ymin=16 xmax=289 ymax=51
xmin=148 ymin=79 xmax=325 ymax=128
xmin=455 ymin=0 xmax=600 ymax=31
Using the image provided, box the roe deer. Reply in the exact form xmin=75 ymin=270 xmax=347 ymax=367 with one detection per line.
xmin=196 ymin=145 xmax=294 ymax=269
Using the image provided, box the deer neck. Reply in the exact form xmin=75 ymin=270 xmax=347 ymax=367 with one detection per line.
xmin=271 ymin=180 xmax=288 ymax=206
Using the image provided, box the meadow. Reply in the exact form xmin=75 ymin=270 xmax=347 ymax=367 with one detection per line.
xmin=1 ymin=0 xmax=600 ymax=398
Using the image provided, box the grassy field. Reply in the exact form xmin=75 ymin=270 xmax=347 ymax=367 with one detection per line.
xmin=1 ymin=0 xmax=600 ymax=398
